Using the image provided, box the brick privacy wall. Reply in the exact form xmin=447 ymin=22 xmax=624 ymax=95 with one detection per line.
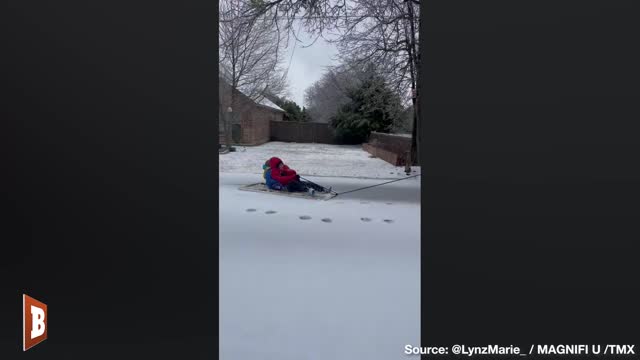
xmin=368 ymin=132 xmax=412 ymax=154
xmin=364 ymin=132 xmax=415 ymax=166
xmin=270 ymin=121 xmax=336 ymax=144
xmin=362 ymin=143 xmax=401 ymax=165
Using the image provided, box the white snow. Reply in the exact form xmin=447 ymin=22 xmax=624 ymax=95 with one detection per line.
xmin=372 ymin=131 xmax=413 ymax=138
xmin=220 ymin=172 xmax=420 ymax=360
xmin=390 ymin=133 xmax=413 ymax=138
xmin=257 ymin=97 xmax=286 ymax=113
xmin=219 ymin=141 xmax=421 ymax=179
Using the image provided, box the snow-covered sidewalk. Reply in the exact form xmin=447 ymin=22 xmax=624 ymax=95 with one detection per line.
xmin=219 ymin=141 xmax=420 ymax=179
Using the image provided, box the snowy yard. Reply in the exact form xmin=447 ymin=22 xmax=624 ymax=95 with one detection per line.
xmin=219 ymin=141 xmax=420 ymax=179
xmin=219 ymin=142 xmax=420 ymax=360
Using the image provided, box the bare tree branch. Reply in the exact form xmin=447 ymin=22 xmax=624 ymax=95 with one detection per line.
xmin=219 ymin=0 xmax=289 ymax=146
xmin=232 ymin=0 xmax=420 ymax=157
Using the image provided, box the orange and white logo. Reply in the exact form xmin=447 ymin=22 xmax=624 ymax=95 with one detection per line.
xmin=23 ymin=294 xmax=47 ymax=351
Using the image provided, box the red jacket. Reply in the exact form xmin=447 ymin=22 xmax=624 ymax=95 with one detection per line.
xmin=268 ymin=157 xmax=297 ymax=186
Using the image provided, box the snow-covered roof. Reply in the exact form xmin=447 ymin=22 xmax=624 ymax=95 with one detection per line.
xmin=218 ymin=72 xmax=285 ymax=113
xmin=256 ymin=97 xmax=285 ymax=113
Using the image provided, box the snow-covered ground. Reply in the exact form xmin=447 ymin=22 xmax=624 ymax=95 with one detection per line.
xmin=220 ymin=143 xmax=420 ymax=360
xmin=219 ymin=141 xmax=420 ymax=179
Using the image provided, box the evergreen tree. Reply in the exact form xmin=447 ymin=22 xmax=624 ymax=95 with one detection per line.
xmin=270 ymin=96 xmax=303 ymax=121
xmin=282 ymin=100 xmax=302 ymax=121
xmin=330 ymin=73 xmax=402 ymax=143
xmin=301 ymin=107 xmax=311 ymax=122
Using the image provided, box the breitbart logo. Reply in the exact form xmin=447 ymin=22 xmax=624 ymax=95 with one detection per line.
xmin=23 ymin=294 xmax=47 ymax=351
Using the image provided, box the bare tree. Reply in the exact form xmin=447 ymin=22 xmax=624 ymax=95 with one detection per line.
xmin=242 ymin=0 xmax=420 ymax=164
xmin=304 ymin=67 xmax=349 ymax=124
xmin=304 ymin=61 xmax=373 ymax=124
xmin=333 ymin=0 xmax=419 ymax=163
xmin=219 ymin=0 xmax=288 ymax=146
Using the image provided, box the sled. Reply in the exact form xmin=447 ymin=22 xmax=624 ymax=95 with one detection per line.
xmin=238 ymin=183 xmax=337 ymax=200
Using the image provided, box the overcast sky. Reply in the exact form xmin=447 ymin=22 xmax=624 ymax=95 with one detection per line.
xmin=281 ymin=30 xmax=339 ymax=108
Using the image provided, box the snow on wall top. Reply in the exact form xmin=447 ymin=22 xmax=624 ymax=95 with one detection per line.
xmin=371 ymin=131 xmax=412 ymax=138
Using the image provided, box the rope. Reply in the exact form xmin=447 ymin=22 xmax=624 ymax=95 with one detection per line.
xmin=301 ymin=174 xmax=421 ymax=197
xmin=335 ymin=174 xmax=421 ymax=196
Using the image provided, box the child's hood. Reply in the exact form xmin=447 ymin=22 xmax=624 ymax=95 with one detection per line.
xmin=268 ymin=157 xmax=283 ymax=169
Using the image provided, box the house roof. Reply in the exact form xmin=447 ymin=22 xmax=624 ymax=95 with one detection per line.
xmin=219 ymin=68 xmax=286 ymax=113
xmin=256 ymin=97 xmax=286 ymax=113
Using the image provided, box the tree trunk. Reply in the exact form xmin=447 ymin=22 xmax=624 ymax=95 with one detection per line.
xmin=225 ymin=90 xmax=237 ymax=147
xmin=220 ymin=103 xmax=227 ymax=147
xmin=224 ymin=112 xmax=232 ymax=147
xmin=407 ymin=0 xmax=420 ymax=166
xmin=410 ymin=93 xmax=418 ymax=166
xmin=413 ymin=66 xmax=420 ymax=167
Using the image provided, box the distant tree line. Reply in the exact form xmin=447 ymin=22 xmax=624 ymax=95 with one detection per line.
xmin=244 ymin=0 xmax=420 ymax=161
xmin=304 ymin=61 xmax=411 ymax=144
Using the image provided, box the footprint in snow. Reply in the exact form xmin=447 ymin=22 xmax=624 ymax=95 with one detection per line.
xmin=299 ymin=215 xmax=312 ymax=220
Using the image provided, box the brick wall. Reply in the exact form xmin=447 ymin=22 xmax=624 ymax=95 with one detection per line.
xmin=368 ymin=132 xmax=412 ymax=154
xmin=362 ymin=143 xmax=402 ymax=165
xmin=219 ymin=80 xmax=284 ymax=145
xmin=241 ymin=106 xmax=281 ymax=145
xmin=364 ymin=132 xmax=415 ymax=166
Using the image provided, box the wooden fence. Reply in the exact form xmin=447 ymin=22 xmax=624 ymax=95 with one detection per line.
xmin=270 ymin=121 xmax=336 ymax=144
